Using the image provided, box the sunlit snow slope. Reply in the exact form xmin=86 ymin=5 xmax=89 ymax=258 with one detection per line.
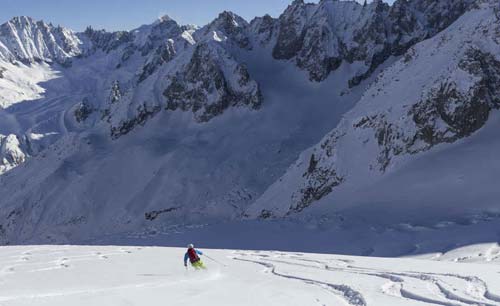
xmin=1 ymin=246 xmax=500 ymax=306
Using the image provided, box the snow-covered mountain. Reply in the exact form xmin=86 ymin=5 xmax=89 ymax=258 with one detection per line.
xmin=263 ymin=0 xmax=475 ymax=84
xmin=247 ymin=0 xmax=500 ymax=220
xmin=0 ymin=16 xmax=83 ymax=64
xmin=0 ymin=0 xmax=498 ymax=247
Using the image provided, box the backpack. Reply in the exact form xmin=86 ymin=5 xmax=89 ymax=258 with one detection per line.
xmin=187 ymin=248 xmax=200 ymax=263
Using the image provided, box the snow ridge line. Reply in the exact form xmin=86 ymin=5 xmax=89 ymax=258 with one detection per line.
xmin=232 ymin=257 xmax=366 ymax=306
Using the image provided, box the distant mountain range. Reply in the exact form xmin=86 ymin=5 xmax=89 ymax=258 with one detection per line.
xmin=0 ymin=0 xmax=498 ymax=245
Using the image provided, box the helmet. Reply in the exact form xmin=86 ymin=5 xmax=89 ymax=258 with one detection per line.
xmin=187 ymin=244 xmax=194 ymax=249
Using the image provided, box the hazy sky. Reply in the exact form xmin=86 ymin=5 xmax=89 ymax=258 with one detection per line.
xmin=0 ymin=0 xmax=396 ymax=32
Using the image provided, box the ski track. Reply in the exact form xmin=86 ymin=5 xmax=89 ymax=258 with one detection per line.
xmin=233 ymin=256 xmax=367 ymax=306
xmin=425 ymin=273 xmax=500 ymax=304
xmin=1 ymin=247 xmax=500 ymax=305
xmin=399 ymin=288 xmax=462 ymax=306
xmin=389 ymin=272 xmax=499 ymax=306
xmin=234 ymin=251 xmax=500 ymax=306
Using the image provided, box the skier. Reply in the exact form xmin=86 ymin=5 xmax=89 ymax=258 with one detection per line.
xmin=184 ymin=244 xmax=206 ymax=269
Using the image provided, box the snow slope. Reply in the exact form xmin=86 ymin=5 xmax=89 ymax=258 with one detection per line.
xmin=1 ymin=245 xmax=500 ymax=306
xmin=0 ymin=61 xmax=59 ymax=109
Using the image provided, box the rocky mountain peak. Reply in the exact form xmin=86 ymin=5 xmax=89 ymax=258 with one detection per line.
xmin=290 ymin=0 xmax=305 ymax=6
xmin=135 ymin=16 xmax=190 ymax=82
xmin=155 ymin=14 xmax=175 ymax=24
xmin=149 ymin=15 xmax=182 ymax=36
xmin=197 ymin=11 xmax=251 ymax=49
xmin=213 ymin=11 xmax=248 ymax=28
xmin=249 ymin=14 xmax=278 ymax=46
xmin=6 ymin=16 xmax=36 ymax=27
xmin=0 ymin=16 xmax=83 ymax=64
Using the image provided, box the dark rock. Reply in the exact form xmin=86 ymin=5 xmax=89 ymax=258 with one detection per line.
xmin=111 ymin=104 xmax=161 ymax=139
xmin=270 ymin=0 xmax=475 ymax=84
xmin=258 ymin=210 xmax=273 ymax=219
xmin=83 ymin=27 xmax=133 ymax=53
xmin=74 ymin=98 xmax=94 ymax=123
xmin=138 ymin=40 xmax=176 ymax=83
xmin=145 ymin=207 xmax=179 ymax=221
xmin=163 ymin=43 xmax=262 ymax=122
xmin=410 ymin=48 xmax=500 ymax=150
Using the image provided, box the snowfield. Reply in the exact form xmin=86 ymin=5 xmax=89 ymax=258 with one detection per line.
xmin=1 ymin=246 xmax=500 ymax=306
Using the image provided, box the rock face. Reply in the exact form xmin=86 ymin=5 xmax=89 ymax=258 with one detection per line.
xmin=137 ymin=16 xmax=183 ymax=56
xmin=354 ymin=48 xmax=500 ymax=173
xmin=409 ymin=49 xmax=500 ymax=150
xmin=265 ymin=0 xmax=475 ymax=84
xmin=100 ymin=80 xmax=162 ymax=139
xmin=293 ymin=152 xmax=345 ymax=213
xmin=102 ymin=19 xmax=261 ymax=137
xmin=135 ymin=16 xmax=194 ymax=82
xmin=82 ymin=27 xmax=133 ymax=54
xmin=137 ymin=40 xmax=176 ymax=82
xmin=163 ymin=42 xmax=262 ymax=123
xmin=249 ymin=15 xmax=279 ymax=46
xmin=246 ymin=0 xmax=500 ymax=218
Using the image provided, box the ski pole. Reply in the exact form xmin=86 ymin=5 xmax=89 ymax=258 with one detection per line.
xmin=204 ymin=255 xmax=227 ymax=267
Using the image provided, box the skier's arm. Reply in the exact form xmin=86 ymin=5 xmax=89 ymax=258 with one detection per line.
xmin=184 ymin=253 xmax=188 ymax=266
xmin=196 ymin=249 xmax=203 ymax=255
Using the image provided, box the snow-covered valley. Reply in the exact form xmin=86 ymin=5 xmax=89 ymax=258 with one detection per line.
xmin=1 ymin=245 xmax=500 ymax=306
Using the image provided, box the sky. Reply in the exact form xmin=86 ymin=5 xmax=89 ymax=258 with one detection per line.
xmin=0 ymin=0 xmax=395 ymax=32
